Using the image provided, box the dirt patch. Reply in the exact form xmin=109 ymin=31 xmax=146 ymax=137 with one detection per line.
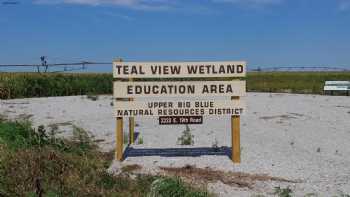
xmin=260 ymin=114 xmax=297 ymax=121
xmin=2 ymin=102 xmax=30 ymax=105
xmin=289 ymin=113 xmax=304 ymax=117
xmin=160 ymin=165 xmax=300 ymax=190
xmin=48 ymin=121 xmax=73 ymax=128
xmin=17 ymin=114 xmax=34 ymax=120
xmin=93 ymin=139 xmax=106 ymax=143
xmin=4 ymin=110 xmax=16 ymax=114
xmin=275 ymin=93 xmax=289 ymax=95
xmin=121 ymin=164 xmax=142 ymax=173
xmin=0 ymin=114 xmax=8 ymax=121
xmin=335 ymin=105 xmax=350 ymax=109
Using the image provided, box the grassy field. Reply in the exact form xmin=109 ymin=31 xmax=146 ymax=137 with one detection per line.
xmin=0 ymin=119 xmax=210 ymax=197
xmin=0 ymin=72 xmax=349 ymax=99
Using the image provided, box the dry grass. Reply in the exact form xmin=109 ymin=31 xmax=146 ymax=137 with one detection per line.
xmin=160 ymin=165 xmax=300 ymax=190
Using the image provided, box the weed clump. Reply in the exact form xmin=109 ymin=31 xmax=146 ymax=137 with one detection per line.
xmin=177 ymin=125 xmax=194 ymax=146
xmin=212 ymin=138 xmax=219 ymax=152
xmin=86 ymin=93 xmax=99 ymax=101
xmin=149 ymin=177 xmax=209 ymax=197
xmin=274 ymin=186 xmax=293 ymax=197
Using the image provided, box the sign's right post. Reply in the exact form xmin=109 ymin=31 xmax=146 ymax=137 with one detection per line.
xmin=231 ymin=96 xmax=241 ymax=163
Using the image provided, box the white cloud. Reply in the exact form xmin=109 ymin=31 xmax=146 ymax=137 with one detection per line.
xmin=211 ymin=0 xmax=283 ymax=6
xmin=30 ymin=0 xmax=350 ymax=14
xmin=33 ymin=0 xmax=286 ymax=11
xmin=33 ymin=0 xmax=173 ymax=10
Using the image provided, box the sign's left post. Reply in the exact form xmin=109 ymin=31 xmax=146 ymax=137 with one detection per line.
xmin=116 ymin=116 xmax=123 ymax=161
xmin=115 ymin=58 xmax=124 ymax=161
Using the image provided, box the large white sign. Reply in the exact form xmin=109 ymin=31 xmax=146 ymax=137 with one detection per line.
xmin=113 ymin=61 xmax=246 ymax=78
xmin=114 ymin=100 xmax=245 ymax=117
xmin=113 ymin=81 xmax=246 ymax=98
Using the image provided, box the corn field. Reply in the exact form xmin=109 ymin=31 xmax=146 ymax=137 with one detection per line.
xmin=0 ymin=73 xmax=112 ymax=99
xmin=0 ymin=72 xmax=349 ymax=99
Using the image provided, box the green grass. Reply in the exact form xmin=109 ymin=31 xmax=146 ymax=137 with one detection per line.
xmin=0 ymin=120 xmax=210 ymax=197
xmin=1 ymin=72 xmax=349 ymax=99
xmin=149 ymin=177 xmax=209 ymax=197
xmin=0 ymin=120 xmax=38 ymax=150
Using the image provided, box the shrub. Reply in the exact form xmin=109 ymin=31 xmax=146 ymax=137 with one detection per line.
xmin=0 ymin=120 xmax=209 ymax=197
xmin=0 ymin=121 xmax=152 ymax=196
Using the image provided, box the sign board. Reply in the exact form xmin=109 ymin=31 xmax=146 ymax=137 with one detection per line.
xmin=114 ymin=100 xmax=244 ymax=117
xmin=113 ymin=61 xmax=246 ymax=78
xmin=112 ymin=59 xmax=246 ymax=163
xmin=113 ymin=81 xmax=246 ymax=98
xmin=159 ymin=116 xmax=203 ymax=125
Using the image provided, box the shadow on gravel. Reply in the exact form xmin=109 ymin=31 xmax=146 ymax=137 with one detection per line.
xmin=123 ymin=146 xmax=232 ymax=159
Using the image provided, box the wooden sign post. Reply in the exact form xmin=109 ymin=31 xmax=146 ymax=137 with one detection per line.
xmin=115 ymin=116 xmax=123 ymax=161
xmin=115 ymin=58 xmax=123 ymax=161
xmin=113 ymin=60 xmax=246 ymax=163
xmin=231 ymin=96 xmax=241 ymax=163
xmin=114 ymin=58 xmax=136 ymax=161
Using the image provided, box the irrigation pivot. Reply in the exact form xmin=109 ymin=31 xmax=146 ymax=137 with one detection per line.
xmin=0 ymin=57 xmax=111 ymax=73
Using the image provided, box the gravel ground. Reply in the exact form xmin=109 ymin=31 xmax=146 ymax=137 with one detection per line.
xmin=1 ymin=93 xmax=350 ymax=196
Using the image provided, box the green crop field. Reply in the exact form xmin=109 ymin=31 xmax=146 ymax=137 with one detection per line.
xmin=0 ymin=72 xmax=112 ymax=99
xmin=0 ymin=72 xmax=349 ymax=99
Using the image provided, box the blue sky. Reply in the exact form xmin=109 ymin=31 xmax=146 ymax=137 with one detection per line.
xmin=0 ymin=0 xmax=350 ymax=72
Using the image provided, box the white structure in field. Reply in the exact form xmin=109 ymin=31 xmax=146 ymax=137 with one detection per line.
xmin=324 ymin=81 xmax=350 ymax=91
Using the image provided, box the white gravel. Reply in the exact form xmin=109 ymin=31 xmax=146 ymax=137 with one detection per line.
xmin=1 ymin=93 xmax=350 ymax=196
